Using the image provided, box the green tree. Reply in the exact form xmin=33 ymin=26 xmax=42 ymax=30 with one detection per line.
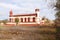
xmin=55 ymin=0 xmax=60 ymax=40
xmin=42 ymin=17 xmax=50 ymax=23
xmin=2 ymin=19 xmax=8 ymax=24
xmin=55 ymin=11 xmax=60 ymax=26
xmin=55 ymin=0 xmax=60 ymax=9
xmin=45 ymin=19 xmax=50 ymax=23
xmin=55 ymin=0 xmax=60 ymax=27
xmin=15 ymin=18 xmax=19 ymax=25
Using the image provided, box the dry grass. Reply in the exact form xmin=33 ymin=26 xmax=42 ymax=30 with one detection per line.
xmin=0 ymin=26 xmax=56 ymax=40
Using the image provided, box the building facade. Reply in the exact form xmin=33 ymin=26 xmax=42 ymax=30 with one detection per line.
xmin=6 ymin=9 xmax=43 ymax=25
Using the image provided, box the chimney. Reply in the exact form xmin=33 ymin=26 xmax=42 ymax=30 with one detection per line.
xmin=10 ymin=10 xmax=13 ymax=17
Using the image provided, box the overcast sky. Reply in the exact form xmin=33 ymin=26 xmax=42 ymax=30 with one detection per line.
xmin=0 ymin=0 xmax=57 ymax=20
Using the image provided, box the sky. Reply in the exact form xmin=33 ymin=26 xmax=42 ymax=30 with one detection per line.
xmin=0 ymin=0 xmax=57 ymax=20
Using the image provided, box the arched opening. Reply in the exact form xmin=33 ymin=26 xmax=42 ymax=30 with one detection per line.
xmin=21 ymin=18 xmax=23 ymax=22
xmin=33 ymin=17 xmax=35 ymax=22
xmin=28 ymin=18 xmax=30 ymax=22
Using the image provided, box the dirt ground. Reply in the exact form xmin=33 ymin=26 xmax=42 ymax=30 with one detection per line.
xmin=0 ymin=26 xmax=56 ymax=40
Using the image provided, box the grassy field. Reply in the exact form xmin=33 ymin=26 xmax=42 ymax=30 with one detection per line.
xmin=0 ymin=26 xmax=56 ymax=40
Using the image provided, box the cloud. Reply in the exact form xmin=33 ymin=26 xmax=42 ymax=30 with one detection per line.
xmin=0 ymin=2 xmax=20 ymax=9
xmin=0 ymin=0 xmax=57 ymax=20
xmin=0 ymin=2 xmax=33 ymax=13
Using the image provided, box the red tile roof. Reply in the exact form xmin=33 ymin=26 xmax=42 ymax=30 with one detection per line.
xmin=11 ymin=13 xmax=37 ymax=17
